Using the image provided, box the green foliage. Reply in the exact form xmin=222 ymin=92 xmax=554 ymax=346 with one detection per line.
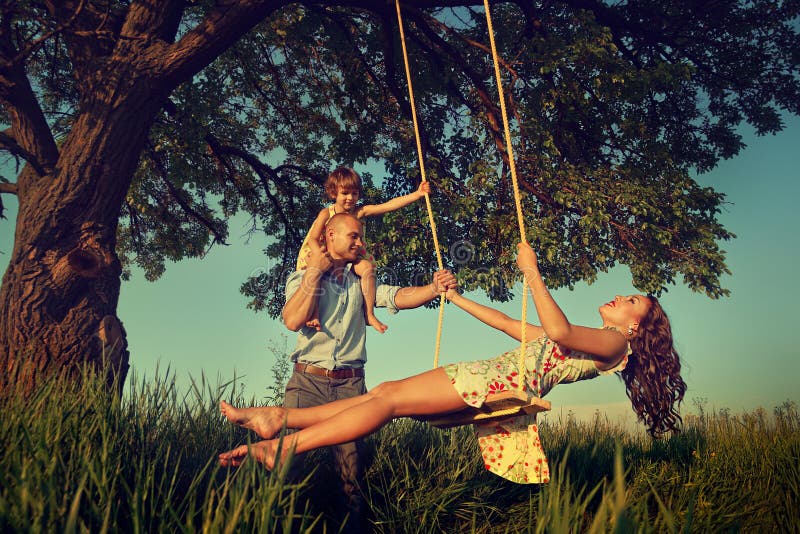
xmin=193 ymin=0 xmax=797 ymax=313
xmin=264 ymin=334 xmax=292 ymax=406
xmin=2 ymin=2 xmax=799 ymax=309
xmin=2 ymin=367 xmax=798 ymax=532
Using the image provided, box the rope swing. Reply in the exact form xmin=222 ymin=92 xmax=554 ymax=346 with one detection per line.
xmin=396 ymin=1 xmax=550 ymax=427
xmin=483 ymin=0 xmax=533 ymax=394
xmin=395 ymin=0 xmax=447 ymax=368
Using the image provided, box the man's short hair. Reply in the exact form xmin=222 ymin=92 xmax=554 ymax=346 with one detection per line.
xmin=325 ymin=212 xmax=361 ymax=235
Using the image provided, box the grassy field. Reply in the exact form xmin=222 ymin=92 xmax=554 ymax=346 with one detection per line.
xmin=1 ymin=366 xmax=797 ymax=533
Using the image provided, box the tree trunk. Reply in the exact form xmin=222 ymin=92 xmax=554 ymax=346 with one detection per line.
xmin=0 ymin=57 xmax=167 ymax=393
xmin=0 ymin=201 xmax=130 ymax=392
xmin=0 ymin=0 xmax=289 ymax=393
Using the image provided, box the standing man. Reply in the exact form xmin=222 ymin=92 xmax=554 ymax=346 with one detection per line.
xmin=282 ymin=212 xmax=456 ymax=531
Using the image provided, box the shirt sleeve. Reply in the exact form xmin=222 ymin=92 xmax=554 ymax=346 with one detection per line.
xmin=376 ymin=284 xmax=401 ymax=315
xmin=284 ymin=270 xmax=304 ymax=304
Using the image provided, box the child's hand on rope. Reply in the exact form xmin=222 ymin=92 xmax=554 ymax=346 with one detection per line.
xmin=416 ymin=181 xmax=431 ymax=198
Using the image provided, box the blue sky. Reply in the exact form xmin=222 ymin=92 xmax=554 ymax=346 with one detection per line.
xmin=1 ymin=115 xmax=798 ymax=425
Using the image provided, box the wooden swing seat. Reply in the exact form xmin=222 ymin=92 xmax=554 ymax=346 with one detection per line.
xmin=417 ymin=390 xmax=551 ymax=429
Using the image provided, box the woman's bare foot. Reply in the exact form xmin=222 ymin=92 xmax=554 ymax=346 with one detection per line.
xmin=220 ymin=401 xmax=287 ymax=439
xmin=218 ymin=438 xmax=292 ymax=470
xmin=218 ymin=443 xmax=252 ymax=467
xmin=367 ymin=314 xmax=388 ymax=334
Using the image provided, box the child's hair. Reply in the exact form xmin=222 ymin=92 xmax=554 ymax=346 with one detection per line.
xmin=621 ymin=296 xmax=687 ymax=437
xmin=324 ymin=167 xmax=363 ymax=200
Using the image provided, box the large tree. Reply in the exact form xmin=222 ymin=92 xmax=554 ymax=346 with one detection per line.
xmin=1 ymin=0 xmax=798 ymax=390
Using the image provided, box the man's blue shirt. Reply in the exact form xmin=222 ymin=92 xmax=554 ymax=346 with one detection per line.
xmin=284 ymin=265 xmax=400 ymax=370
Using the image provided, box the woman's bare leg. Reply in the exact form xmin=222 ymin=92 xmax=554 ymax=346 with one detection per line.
xmin=219 ymin=367 xmax=465 ymax=468
xmin=220 ymin=388 xmax=379 ymax=439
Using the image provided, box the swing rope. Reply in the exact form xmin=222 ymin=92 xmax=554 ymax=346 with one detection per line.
xmin=395 ymin=0 xmax=446 ymax=368
xmin=482 ymin=0 xmax=529 ymax=392
xmin=396 ymin=1 xmax=533 ymax=403
xmin=396 ymin=1 xmax=550 ymax=428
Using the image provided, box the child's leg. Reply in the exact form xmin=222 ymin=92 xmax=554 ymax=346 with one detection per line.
xmin=299 ymin=240 xmax=323 ymax=330
xmin=219 ymin=367 xmax=466 ymax=468
xmin=353 ymin=256 xmax=387 ymax=333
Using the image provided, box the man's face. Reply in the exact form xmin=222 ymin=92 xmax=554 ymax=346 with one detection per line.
xmin=326 ymin=216 xmax=364 ymax=262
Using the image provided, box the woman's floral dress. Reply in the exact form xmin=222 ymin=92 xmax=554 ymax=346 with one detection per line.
xmin=443 ymin=334 xmax=629 ymax=484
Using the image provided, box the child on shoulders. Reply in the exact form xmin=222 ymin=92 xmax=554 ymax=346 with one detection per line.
xmin=297 ymin=166 xmax=430 ymax=332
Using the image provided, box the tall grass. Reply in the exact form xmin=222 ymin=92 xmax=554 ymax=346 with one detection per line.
xmin=1 ymin=366 xmax=797 ymax=532
xmin=0 ymin=365 xmax=318 ymax=532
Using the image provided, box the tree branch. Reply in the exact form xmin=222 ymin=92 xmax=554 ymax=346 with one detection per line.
xmin=274 ymin=164 xmax=325 ymax=187
xmin=372 ymin=8 xmax=466 ymax=183
xmin=158 ymin=0 xmax=496 ymax=88
xmin=43 ymin=0 xmax=123 ymax=80
xmin=0 ymin=68 xmax=59 ymax=178
xmin=0 ymin=182 xmax=18 ymax=195
xmin=124 ymin=199 xmax=145 ymax=251
xmin=308 ymin=0 xmax=486 ymax=9
xmin=11 ymin=0 xmax=88 ymax=66
xmin=0 ymin=129 xmax=50 ymax=177
xmin=379 ymin=6 xmax=438 ymax=152
xmin=0 ymin=181 xmax=16 ymax=220
xmin=158 ymin=0 xmax=285 ymax=87
xmin=147 ymin=145 xmax=229 ymax=246
xmin=230 ymin=44 xmax=299 ymax=127
xmin=204 ymin=134 xmax=300 ymax=241
xmin=402 ymin=7 xmax=510 ymax=161
xmin=0 ymin=6 xmax=61 ymax=177
xmin=119 ymin=0 xmax=183 ymax=42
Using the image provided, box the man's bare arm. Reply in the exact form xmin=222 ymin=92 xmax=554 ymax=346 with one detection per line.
xmin=393 ymin=270 xmax=457 ymax=310
xmin=282 ymin=247 xmax=332 ymax=330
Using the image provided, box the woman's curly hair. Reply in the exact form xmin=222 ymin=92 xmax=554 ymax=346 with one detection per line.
xmin=621 ymin=296 xmax=687 ymax=437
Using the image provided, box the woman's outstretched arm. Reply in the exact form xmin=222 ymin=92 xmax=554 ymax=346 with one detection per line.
xmin=516 ymin=242 xmax=627 ymax=364
xmin=446 ymin=289 xmax=543 ymax=342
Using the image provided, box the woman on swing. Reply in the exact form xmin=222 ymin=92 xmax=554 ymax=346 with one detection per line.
xmin=219 ymin=241 xmax=686 ymax=483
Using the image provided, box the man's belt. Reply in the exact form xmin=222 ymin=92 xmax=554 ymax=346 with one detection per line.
xmin=294 ymin=362 xmax=364 ymax=379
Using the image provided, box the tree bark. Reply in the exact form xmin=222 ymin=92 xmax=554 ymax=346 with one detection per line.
xmin=0 ymin=0 xmax=290 ymax=392
xmin=0 ymin=39 xmax=171 ymax=392
xmin=0 ymin=200 xmax=131 ymax=391
xmin=0 ymin=0 xmax=289 ymax=393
